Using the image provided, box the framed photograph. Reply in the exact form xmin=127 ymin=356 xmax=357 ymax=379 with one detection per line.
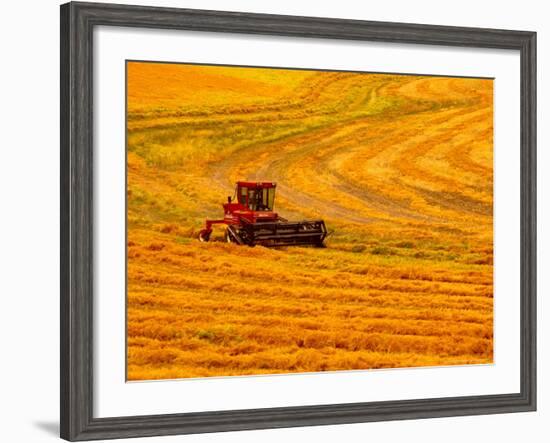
xmin=60 ymin=1 xmax=536 ymax=440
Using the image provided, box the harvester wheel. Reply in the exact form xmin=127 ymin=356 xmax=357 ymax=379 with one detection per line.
xmin=198 ymin=229 xmax=211 ymax=242
xmin=225 ymin=225 xmax=246 ymax=245
xmin=224 ymin=229 xmax=234 ymax=243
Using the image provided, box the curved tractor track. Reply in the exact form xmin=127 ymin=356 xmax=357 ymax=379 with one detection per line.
xmin=205 ymin=74 xmax=492 ymax=230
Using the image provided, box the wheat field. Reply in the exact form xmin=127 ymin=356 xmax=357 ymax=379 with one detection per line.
xmin=126 ymin=61 xmax=493 ymax=380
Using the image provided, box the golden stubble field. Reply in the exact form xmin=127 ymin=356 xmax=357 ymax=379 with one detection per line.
xmin=126 ymin=61 xmax=494 ymax=380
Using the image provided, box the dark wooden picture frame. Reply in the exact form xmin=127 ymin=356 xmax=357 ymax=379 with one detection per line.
xmin=60 ymin=2 xmax=536 ymax=441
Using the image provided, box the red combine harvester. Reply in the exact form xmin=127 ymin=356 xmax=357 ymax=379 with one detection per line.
xmin=198 ymin=181 xmax=327 ymax=247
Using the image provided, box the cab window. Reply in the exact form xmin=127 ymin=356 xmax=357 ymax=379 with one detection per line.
xmin=238 ymin=186 xmax=248 ymax=205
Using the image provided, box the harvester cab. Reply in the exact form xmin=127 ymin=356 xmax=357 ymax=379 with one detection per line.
xmin=234 ymin=181 xmax=276 ymax=212
xmin=198 ymin=181 xmax=327 ymax=248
